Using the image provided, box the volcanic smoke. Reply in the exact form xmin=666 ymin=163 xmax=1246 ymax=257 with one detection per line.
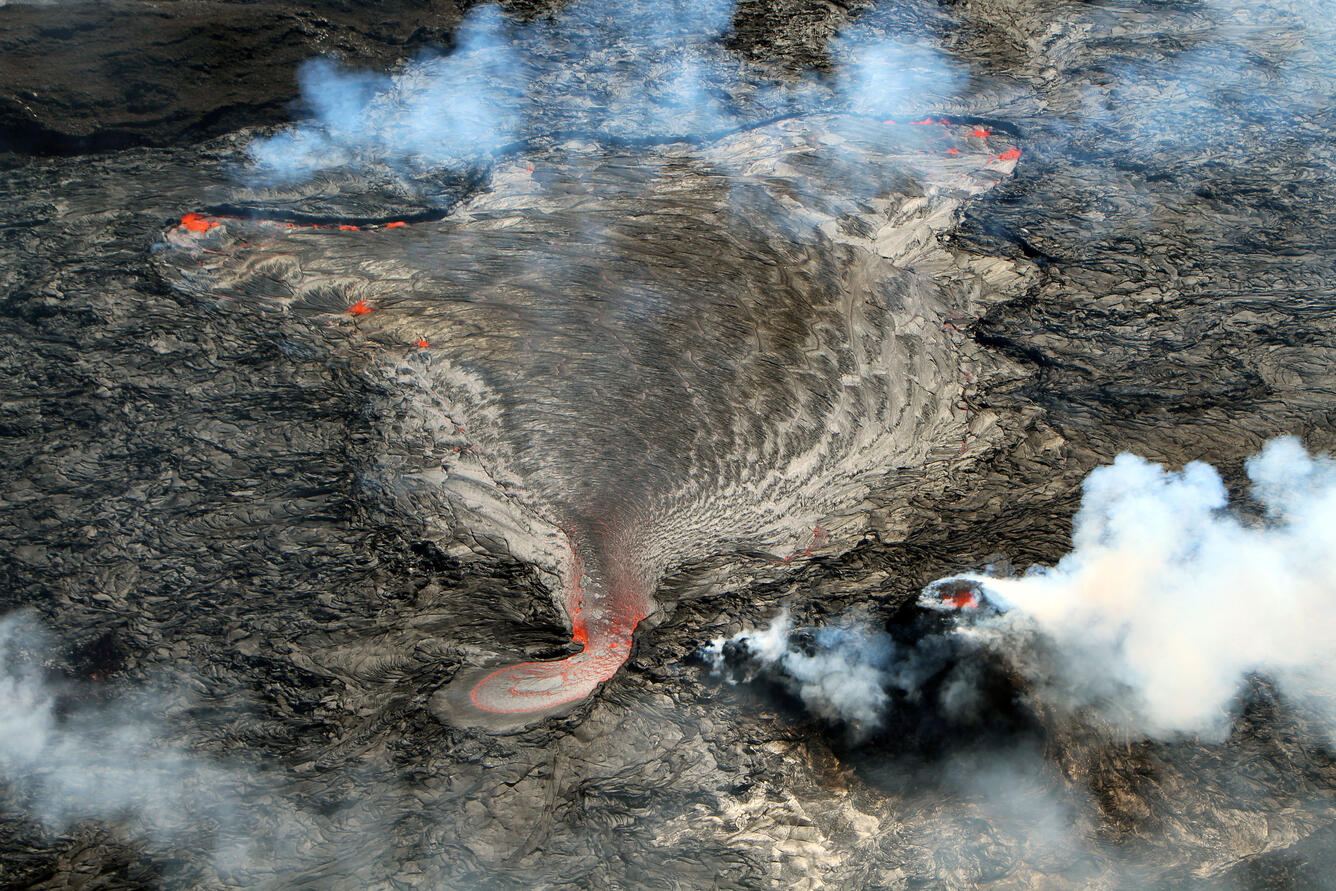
xmin=709 ymin=439 xmax=1336 ymax=746
xmin=942 ymin=437 xmax=1336 ymax=740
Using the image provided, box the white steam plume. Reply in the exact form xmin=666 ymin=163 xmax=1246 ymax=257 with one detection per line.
xmin=701 ymin=609 xmax=1004 ymax=740
xmin=710 ymin=439 xmax=1336 ymax=746
xmin=248 ymin=6 xmax=523 ymax=180
xmin=950 ymin=436 xmax=1336 ymax=740
xmin=246 ymin=0 xmax=965 ymax=183
xmin=0 ymin=613 xmax=294 ymax=880
xmin=702 ymin=612 xmax=891 ymax=734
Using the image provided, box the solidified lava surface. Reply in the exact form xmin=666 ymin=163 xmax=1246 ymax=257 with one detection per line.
xmin=2 ymin=0 xmax=1336 ymax=888
xmin=155 ymin=115 xmax=1022 ymax=725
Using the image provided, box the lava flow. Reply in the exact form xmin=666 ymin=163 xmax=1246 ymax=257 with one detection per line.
xmin=438 ymin=531 xmax=654 ymax=725
xmin=161 ymin=116 xmax=1023 ymax=727
xmin=468 ymin=573 xmax=649 ymax=713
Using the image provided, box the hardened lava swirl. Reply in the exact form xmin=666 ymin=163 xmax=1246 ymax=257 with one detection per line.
xmin=158 ymin=115 xmax=1023 ymax=724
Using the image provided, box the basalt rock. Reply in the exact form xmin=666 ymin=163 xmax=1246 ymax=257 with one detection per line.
xmin=1 ymin=0 xmax=1334 ymax=889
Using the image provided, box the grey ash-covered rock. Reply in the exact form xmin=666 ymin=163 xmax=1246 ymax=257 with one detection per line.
xmin=2 ymin=0 xmax=1335 ymax=888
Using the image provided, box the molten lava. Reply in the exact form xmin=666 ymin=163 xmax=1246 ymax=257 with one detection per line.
xmin=940 ymin=589 xmax=980 ymax=609
xmin=468 ymin=548 xmax=649 ymax=715
xmin=180 ymin=212 xmax=217 ymax=232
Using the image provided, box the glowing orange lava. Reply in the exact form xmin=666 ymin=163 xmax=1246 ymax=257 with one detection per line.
xmin=468 ymin=579 xmax=647 ymax=714
xmin=463 ymin=532 xmax=650 ymax=715
xmin=180 ymin=213 xmax=217 ymax=232
xmin=941 ymin=590 xmax=980 ymax=609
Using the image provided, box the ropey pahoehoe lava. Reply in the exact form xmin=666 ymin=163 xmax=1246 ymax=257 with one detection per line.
xmin=159 ymin=117 xmax=1023 ymax=725
xmin=5 ymin=0 xmax=1336 ymax=885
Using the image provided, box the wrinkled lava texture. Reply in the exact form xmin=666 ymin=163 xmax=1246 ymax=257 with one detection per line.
xmin=3 ymin=0 xmax=1336 ymax=888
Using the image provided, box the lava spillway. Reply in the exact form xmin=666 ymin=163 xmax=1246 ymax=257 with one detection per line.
xmin=159 ymin=116 xmax=1024 ymax=722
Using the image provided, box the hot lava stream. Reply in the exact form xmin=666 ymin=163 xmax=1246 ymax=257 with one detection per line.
xmin=464 ymin=534 xmax=651 ymax=716
xmin=159 ymin=116 xmax=1023 ymax=725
